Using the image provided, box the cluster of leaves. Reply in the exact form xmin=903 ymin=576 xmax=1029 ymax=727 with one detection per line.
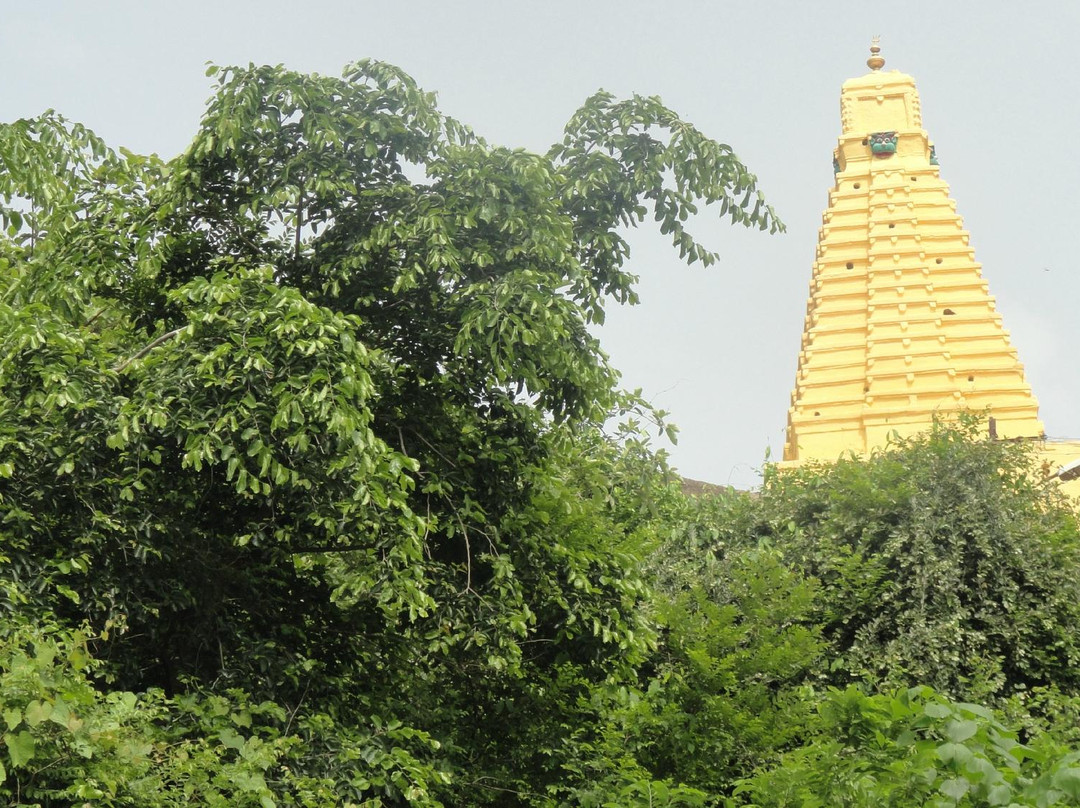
xmin=620 ymin=490 xmax=825 ymax=794
xmin=761 ymin=416 xmax=1080 ymax=703
xmin=0 ymin=581 xmax=451 ymax=806
xmin=740 ymin=685 xmax=1080 ymax=808
xmin=0 ymin=60 xmax=781 ymax=805
xmin=5 ymin=55 xmax=1080 ymax=808
xmin=601 ymin=419 xmax=1080 ymax=805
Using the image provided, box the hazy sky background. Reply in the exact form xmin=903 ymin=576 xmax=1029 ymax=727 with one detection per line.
xmin=4 ymin=2 xmax=1078 ymax=487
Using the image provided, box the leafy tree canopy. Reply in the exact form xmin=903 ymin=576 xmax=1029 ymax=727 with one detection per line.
xmin=0 ymin=60 xmax=780 ymax=805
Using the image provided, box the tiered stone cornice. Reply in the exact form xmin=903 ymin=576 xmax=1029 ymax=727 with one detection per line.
xmin=783 ymin=65 xmax=1044 ymax=462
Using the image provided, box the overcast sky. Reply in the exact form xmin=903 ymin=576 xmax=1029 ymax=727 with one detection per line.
xmin=4 ymin=2 xmax=1078 ymax=487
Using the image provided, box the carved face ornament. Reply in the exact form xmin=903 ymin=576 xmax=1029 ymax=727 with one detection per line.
xmin=869 ymin=131 xmax=898 ymax=156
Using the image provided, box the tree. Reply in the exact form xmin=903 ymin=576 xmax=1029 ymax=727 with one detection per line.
xmin=621 ymin=488 xmax=823 ymax=795
xmin=596 ymin=421 xmax=1080 ymax=803
xmin=0 ymin=61 xmax=780 ymax=804
xmin=757 ymin=418 xmax=1080 ymax=706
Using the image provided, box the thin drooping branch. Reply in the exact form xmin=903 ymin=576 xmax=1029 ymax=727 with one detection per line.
xmin=457 ymin=512 xmax=473 ymax=594
xmin=295 ymin=179 xmax=304 ymax=261
xmin=112 ymin=326 xmax=186 ymax=372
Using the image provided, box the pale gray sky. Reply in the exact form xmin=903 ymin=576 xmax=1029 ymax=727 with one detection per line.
xmin=4 ymin=2 xmax=1078 ymax=487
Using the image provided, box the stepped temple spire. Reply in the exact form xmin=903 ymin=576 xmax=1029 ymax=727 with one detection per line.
xmin=783 ymin=44 xmax=1047 ymax=463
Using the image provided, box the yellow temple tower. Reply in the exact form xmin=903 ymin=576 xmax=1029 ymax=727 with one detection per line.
xmin=783 ymin=41 xmax=1080 ymax=494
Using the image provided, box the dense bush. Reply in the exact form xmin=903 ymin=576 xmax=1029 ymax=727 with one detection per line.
xmin=760 ymin=418 xmax=1080 ymax=704
xmin=740 ymin=686 xmax=1080 ymax=808
xmin=611 ymin=420 xmax=1080 ymax=803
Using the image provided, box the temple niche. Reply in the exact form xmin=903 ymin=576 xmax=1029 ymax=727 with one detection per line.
xmin=781 ymin=41 xmax=1080 ymax=496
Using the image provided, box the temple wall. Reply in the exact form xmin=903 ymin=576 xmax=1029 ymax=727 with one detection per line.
xmin=1038 ymin=440 xmax=1080 ymax=501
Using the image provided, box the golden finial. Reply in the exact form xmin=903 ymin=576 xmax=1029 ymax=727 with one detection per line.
xmin=867 ymin=36 xmax=885 ymax=71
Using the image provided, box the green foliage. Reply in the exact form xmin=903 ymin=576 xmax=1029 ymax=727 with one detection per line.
xmin=607 ymin=421 xmax=1080 ymax=803
xmin=758 ymin=417 xmax=1080 ymax=703
xmin=0 ymin=59 xmax=781 ymax=805
xmin=624 ymin=491 xmax=824 ymax=793
xmin=0 ymin=584 xmax=455 ymax=806
xmin=0 ymin=590 xmax=282 ymax=806
xmin=16 ymin=54 xmax=1080 ymax=808
xmin=739 ymin=685 xmax=1080 ymax=808
xmin=550 ymin=91 xmax=782 ymax=317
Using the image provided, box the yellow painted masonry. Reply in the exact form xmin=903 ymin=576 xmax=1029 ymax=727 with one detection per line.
xmin=1038 ymin=440 xmax=1080 ymax=500
xmin=783 ymin=59 xmax=1051 ymax=466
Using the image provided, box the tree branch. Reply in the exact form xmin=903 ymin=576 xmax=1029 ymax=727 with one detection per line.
xmin=295 ymin=179 xmax=304 ymax=261
xmin=112 ymin=326 xmax=186 ymax=372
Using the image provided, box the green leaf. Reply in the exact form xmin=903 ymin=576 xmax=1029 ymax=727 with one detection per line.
xmin=937 ymin=742 xmax=973 ymax=767
xmin=4 ymin=731 xmax=35 ymax=768
xmin=944 ymin=719 xmax=978 ymax=744
xmin=24 ymin=700 xmax=51 ymax=727
xmin=939 ymin=777 xmax=970 ymax=801
xmin=986 ymin=783 xmax=1012 ymax=806
xmin=218 ymin=727 xmax=246 ymax=751
xmin=924 ymin=703 xmax=952 ymax=719
xmin=1052 ymin=767 xmax=1080 ymax=800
